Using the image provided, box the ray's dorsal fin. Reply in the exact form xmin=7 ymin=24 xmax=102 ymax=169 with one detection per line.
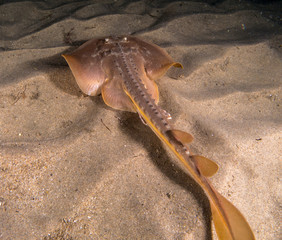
xmin=167 ymin=129 xmax=194 ymax=144
xmin=191 ymin=155 xmax=219 ymax=177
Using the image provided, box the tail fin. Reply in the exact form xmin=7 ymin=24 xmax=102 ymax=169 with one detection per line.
xmin=210 ymin=187 xmax=255 ymax=240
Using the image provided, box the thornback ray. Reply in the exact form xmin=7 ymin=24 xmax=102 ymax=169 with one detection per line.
xmin=63 ymin=35 xmax=255 ymax=240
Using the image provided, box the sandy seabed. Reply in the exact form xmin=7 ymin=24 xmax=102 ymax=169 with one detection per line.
xmin=0 ymin=1 xmax=281 ymax=239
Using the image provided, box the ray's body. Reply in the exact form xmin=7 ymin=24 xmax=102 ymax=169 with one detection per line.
xmin=63 ymin=36 xmax=255 ymax=240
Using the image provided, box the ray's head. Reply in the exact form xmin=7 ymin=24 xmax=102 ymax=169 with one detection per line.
xmin=62 ymin=36 xmax=182 ymax=97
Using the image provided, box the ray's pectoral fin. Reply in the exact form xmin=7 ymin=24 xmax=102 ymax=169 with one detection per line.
xmin=101 ymin=76 xmax=136 ymax=112
xmin=62 ymin=39 xmax=107 ymax=96
xmin=133 ymin=37 xmax=183 ymax=81
xmin=145 ymin=61 xmax=183 ymax=81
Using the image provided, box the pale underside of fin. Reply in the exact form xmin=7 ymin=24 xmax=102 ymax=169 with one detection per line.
xmin=138 ymin=113 xmax=148 ymax=125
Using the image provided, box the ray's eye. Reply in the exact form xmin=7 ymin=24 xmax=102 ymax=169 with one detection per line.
xmin=123 ymin=37 xmax=128 ymax=42
xmin=105 ymin=38 xmax=109 ymax=43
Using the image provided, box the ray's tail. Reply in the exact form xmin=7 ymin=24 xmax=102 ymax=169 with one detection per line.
xmin=167 ymin=129 xmax=256 ymax=240
xmin=127 ymin=89 xmax=255 ymax=239
xmin=169 ymin=129 xmax=256 ymax=240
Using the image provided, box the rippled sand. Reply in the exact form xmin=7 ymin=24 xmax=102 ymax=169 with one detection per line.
xmin=0 ymin=1 xmax=281 ymax=239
